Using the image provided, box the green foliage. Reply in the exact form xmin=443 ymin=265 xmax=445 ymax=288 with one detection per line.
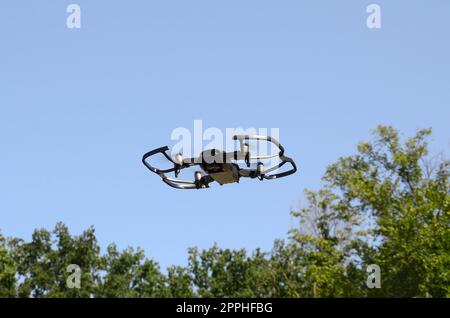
xmin=0 ymin=233 xmax=17 ymax=297
xmin=322 ymin=126 xmax=450 ymax=297
xmin=0 ymin=126 xmax=448 ymax=297
xmin=13 ymin=222 xmax=100 ymax=297
xmin=188 ymin=245 xmax=271 ymax=297
xmin=96 ymin=244 xmax=166 ymax=297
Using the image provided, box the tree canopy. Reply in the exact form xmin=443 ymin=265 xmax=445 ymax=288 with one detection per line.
xmin=1 ymin=126 xmax=449 ymax=297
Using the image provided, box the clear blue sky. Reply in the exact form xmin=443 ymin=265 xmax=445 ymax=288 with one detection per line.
xmin=1 ymin=1 xmax=449 ymax=269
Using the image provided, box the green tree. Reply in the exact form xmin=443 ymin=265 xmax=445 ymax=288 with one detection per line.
xmin=187 ymin=245 xmax=271 ymax=297
xmin=0 ymin=232 xmax=17 ymax=297
xmin=294 ymin=126 xmax=450 ymax=297
xmin=0 ymin=126 xmax=448 ymax=298
xmin=13 ymin=222 xmax=100 ymax=297
xmin=96 ymin=244 xmax=167 ymax=297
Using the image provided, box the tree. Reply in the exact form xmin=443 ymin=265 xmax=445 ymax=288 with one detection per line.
xmin=0 ymin=232 xmax=17 ymax=297
xmin=187 ymin=245 xmax=271 ymax=297
xmin=96 ymin=244 xmax=167 ymax=297
xmin=13 ymin=222 xmax=101 ymax=297
xmin=294 ymin=126 xmax=450 ymax=297
xmin=0 ymin=126 xmax=448 ymax=297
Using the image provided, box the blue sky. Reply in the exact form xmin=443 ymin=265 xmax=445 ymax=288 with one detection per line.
xmin=1 ymin=1 xmax=449 ymax=269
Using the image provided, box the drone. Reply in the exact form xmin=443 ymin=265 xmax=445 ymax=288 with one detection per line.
xmin=142 ymin=135 xmax=297 ymax=189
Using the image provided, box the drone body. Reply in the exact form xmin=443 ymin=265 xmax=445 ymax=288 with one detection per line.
xmin=142 ymin=135 xmax=297 ymax=189
xmin=199 ymin=149 xmax=240 ymax=185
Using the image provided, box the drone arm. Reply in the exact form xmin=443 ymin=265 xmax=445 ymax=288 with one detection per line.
xmin=238 ymin=169 xmax=253 ymax=177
